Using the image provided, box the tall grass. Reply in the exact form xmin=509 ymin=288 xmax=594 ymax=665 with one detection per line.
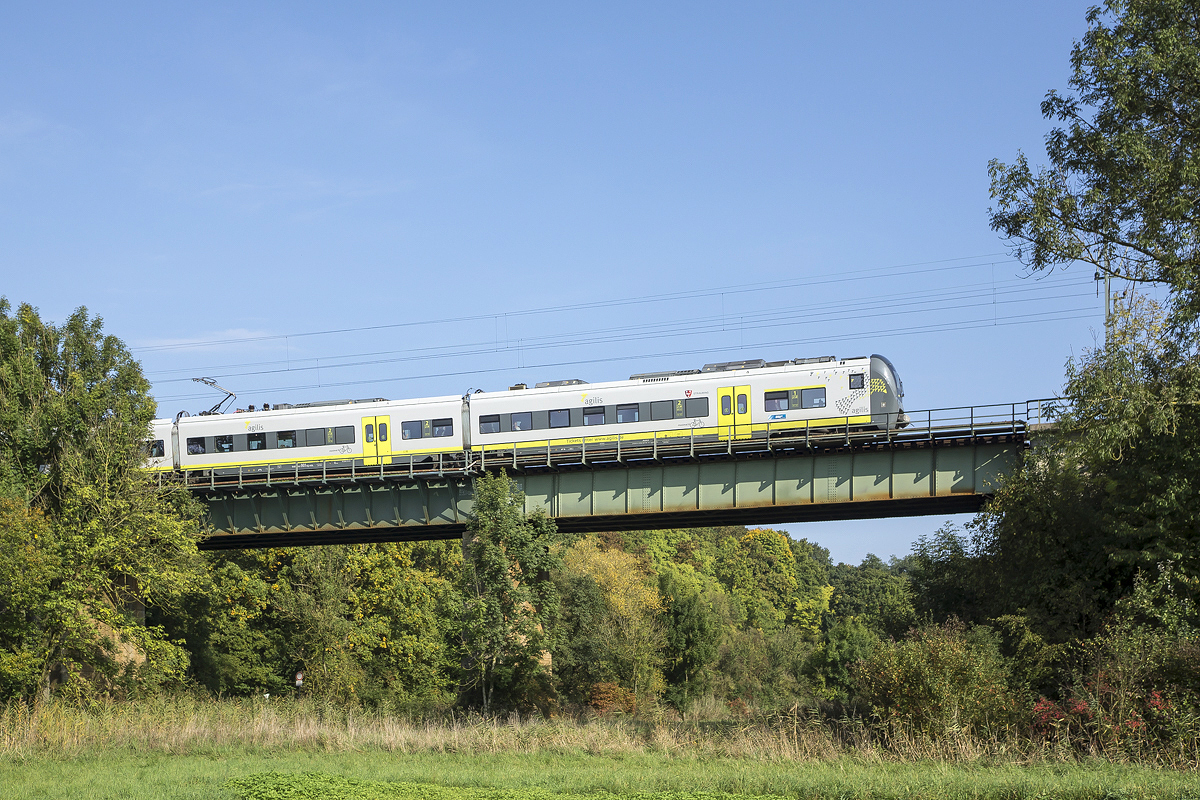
xmin=2 ymin=696 xmax=1196 ymax=768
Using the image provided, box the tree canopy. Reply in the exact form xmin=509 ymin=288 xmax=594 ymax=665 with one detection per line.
xmin=458 ymin=470 xmax=562 ymax=712
xmin=989 ymin=0 xmax=1200 ymax=329
xmin=0 ymin=299 xmax=204 ymax=701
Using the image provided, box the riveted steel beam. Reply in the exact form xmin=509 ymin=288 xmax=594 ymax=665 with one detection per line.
xmin=196 ymin=435 xmax=1021 ymax=549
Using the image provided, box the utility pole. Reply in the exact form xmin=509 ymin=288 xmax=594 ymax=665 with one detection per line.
xmin=1105 ymin=270 xmax=1113 ymax=341
xmin=1095 ymin=262 xmax=1114 ymax=343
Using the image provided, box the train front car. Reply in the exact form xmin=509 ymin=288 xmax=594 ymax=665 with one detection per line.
xmin=869 ymin=354 xmax=907 ymax=429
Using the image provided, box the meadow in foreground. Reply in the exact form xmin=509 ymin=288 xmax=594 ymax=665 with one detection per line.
xmin=2 ymin=699 xmax=1199 ymax=800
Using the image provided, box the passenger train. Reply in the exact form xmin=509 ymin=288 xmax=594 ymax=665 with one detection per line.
xmin=145 ymin=354 xmax=906 ymax=475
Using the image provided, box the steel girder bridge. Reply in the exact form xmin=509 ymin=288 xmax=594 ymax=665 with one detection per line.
xmin=183 ymin=401 xmax=1054 ymax=550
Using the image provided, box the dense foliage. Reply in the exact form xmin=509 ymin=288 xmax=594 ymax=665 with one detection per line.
xmin=989 ymin=0 xmax=1200 ymax=329
xmin=0 ymin=299 xmax=204 ymax=702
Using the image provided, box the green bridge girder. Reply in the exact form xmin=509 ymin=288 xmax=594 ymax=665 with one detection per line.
xmin=194 ymin=415 xmax=1030 ymax=549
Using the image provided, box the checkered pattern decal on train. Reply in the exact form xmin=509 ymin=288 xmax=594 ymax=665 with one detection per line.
xmin=872 ymin=378 xmax=888 ymax=394
xmin=837 ymin=388 xmax=868 ymax=415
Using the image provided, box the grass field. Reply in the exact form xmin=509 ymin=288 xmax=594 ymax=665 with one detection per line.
xmin=3 ymin=699 xmax=1199 ymax=799
xmin=4 ymin=750 xmax=1199 ymax=800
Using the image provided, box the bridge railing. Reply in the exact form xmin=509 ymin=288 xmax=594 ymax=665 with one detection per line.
xmin=897 ymin=398 xmax=1059 ymax=439
xmin=170 ymin=399 xmax=1058 ymax=491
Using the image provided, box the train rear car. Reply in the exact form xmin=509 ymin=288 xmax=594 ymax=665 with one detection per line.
xmin=172 ymin=395 xmax=464 ymax=476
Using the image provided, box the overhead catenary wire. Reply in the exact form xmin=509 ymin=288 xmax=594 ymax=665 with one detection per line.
xmin=137 ymin=249 xmax=1107 ymax=410
xmin=145 ymin=269 xmax=1085 ymax=378
xmin=145 ymin=272 xmax=1095 ymax=386
xmin=154 ymin=305 xmax=1097 ymax=404
xmin=133 ymin=253 xmax=1015 ymax=354
xmin=140 ymin=268 xmax=1089 ymax=381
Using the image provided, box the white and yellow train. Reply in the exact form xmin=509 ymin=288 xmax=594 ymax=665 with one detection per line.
xmin=146 ymin=354 xmax=905 ymax=475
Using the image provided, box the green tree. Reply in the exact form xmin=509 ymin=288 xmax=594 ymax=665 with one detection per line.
xmin=560 ymin=536 xmax=665 ymax=702
xmin=459 ymin=471 xmax=561 ymax=712
xmin=716 ymin=528 xmax=799 ymax=634
xmin=806 ymin=617 xmax=878 ymax=702
xmin=907 ymin=525 xmax=991 ymax=626
xmin=659 ymin=567 xmax=719 ymax=711
xmin=167 ymin=551 xmax=290 ymax=697
xmin=620 ymin=525 xmax=744 ymax=580
xmin=0 ymin=300 xmax=203 ymax=701
xmin=987 ymin=0 xmax=1200 ymax=631
xmin=971 ymin=296 xmax=1200 ymax=640
xmin=551 ymin=570 xmax=611 ymax=706
xmin=828 ymin=554 xmax=916 ymax=638
xmin=168 ymin=542 xmax=459 ymax=705
xmin=989 ymin=0 xmax=1200 ymax=328
xmin=789 ymin=538 xmax=835 ymax=639
xmin=344 ymin=541 xmax=459 ymax=707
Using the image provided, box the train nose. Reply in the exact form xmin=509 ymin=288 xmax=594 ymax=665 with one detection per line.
xmin=897 ymin=412 xmax=910 ymax=428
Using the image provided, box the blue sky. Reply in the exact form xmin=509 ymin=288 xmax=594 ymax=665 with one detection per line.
xmin=2 ymin=2 xmax=1109 ymax=563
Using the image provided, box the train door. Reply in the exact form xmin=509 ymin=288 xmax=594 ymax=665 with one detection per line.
xmin=375 ymin=416 xmax=391 ymax=465
xmin=362 ymin=418 xmax=378 ymax=465
xmin=718 ymin=387 xmax=734 ymax=438
xmin=734 ymin=385 xmax=751 ymax=439
xmin=361 ymin=416 xmax=391 ymax=466
xmin=718 ymin=385 xmax=753 ymax=439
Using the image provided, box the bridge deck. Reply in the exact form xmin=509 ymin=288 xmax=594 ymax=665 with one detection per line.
xmin=188 ymin=401 xmax=1051 ymax=549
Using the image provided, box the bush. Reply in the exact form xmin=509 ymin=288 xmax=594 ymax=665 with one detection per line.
xmin=589 ymin=682 xmax=637 ymax=715
xmin=853 ymin=619 xmax=1020 ymax=737
xmin=1047 ymin=566 xmax=1200 ymax=755
xmin=713 ymin=626 xmax=817 ymax=709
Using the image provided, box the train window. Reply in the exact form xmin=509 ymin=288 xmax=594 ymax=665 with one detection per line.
xmin=378 ymin=423 xmax=388 ymax=442
xmin=306 ymin=428 xmax=327 ymax=446
xmin=685 ymin=397 xmax=709 ymax=418
xmin=801 ymin=387 xmax=826 ymax=409
xmin=510 ymin=412 xmax=532 ymax=432
xmin=247 ymin=433 xmax=267 ymax=451
xmin=147 ymin=440 xmax=165 ymax=458
xmin=650 ymin=401 xmax=673 ymax=421
xmin=186 ymin=437 xmax=205 ymax=455
xmin=737 ymin=394 xmax=747 ymax=414
xmin=433 ymin=419 xmax=454 ymax=437
xmin=616 ymin=404 xmax=639 ymax=423
xmin=764 ymin=391 xmax=789 ymax=412
xmin=549 ymin=409 xmax=570 ymax=428
xmin=334 ymin=426 xmax=355 ymax=444
xmin=277 ymin=430 xmax=296 ymax=448
xmin=365 ymin=424 xmax=374 ymax=443
xmin=850 ymin=373 xmax=865 ymax=390
xmin=215 ymin=435 xmax=234 ymax=454
xmin=721 ymin=395 xmax=732 ymax=416
xmin=401 ymin=421 xmax=423 ymax=440
xmin=583 ymin=407 xmax=605 ymax=426
xmin=479 ymin=415 xmax=501 ymax=434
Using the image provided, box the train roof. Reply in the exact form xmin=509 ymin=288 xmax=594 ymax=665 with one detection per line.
xmin=151 ymin=354 xmax=888 ymax=422
xmin=154 ymin=393 xmax=463 ymax=425
xmin=473 ymin=354 xmax=874 ymax=400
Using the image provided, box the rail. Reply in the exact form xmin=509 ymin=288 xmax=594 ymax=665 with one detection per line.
xmin=166 ymin=399 xmax=1058 ymax=493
